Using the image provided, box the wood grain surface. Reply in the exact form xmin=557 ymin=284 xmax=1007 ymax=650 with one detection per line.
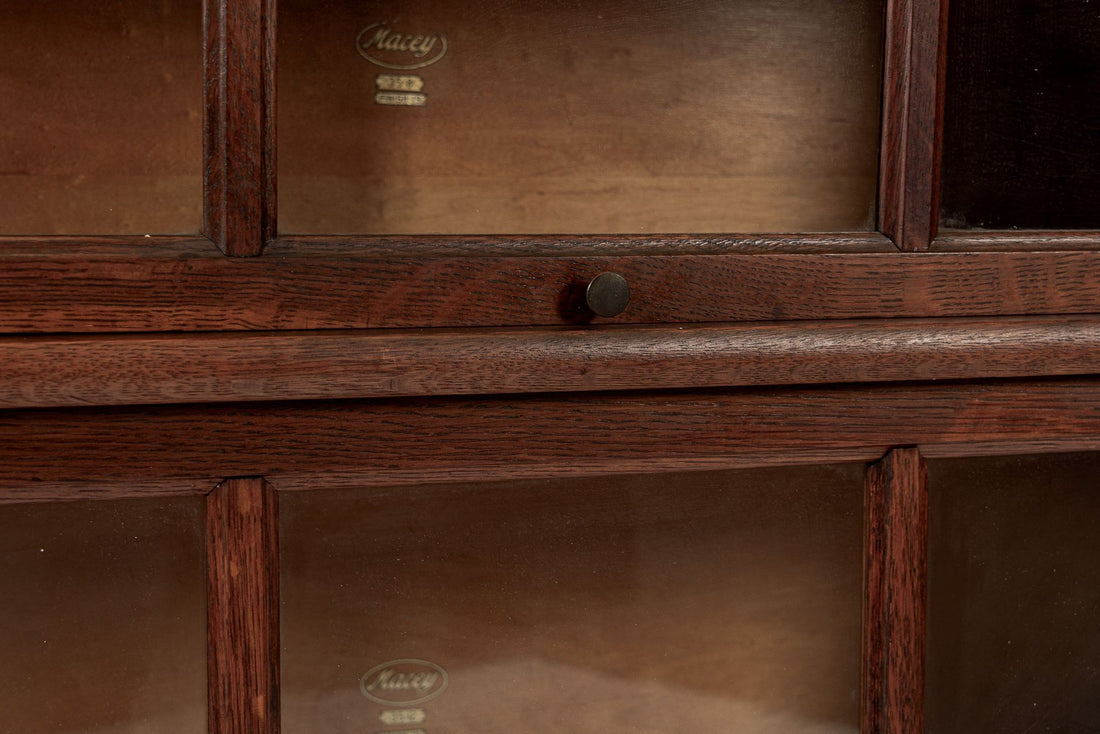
xmin=5 ymin=0 xmax=1090 ymax=732
xmin=932 ymin=231 xmax=1100 ymax=252
xmin=2 ymin=379 xmax=1100 ymax=500
xmin=863 ymin=448 xmax=926 ymax=734
xmin=3 ymin=316 xmax=1100 ymax=408
xmin=205 ymin=0 xmax=275 ymax=254
xmin=878 ymin=0 xmax=949 ymax=251
xmin=207 ymin=478 xmax=279 ymax=734
xmin=9 ymin=241 xmax=1100 ymax=332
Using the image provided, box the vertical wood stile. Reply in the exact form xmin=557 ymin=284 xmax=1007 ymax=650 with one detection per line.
xmin=204 ymin=0 xmax=276 ymax=255
xmin=879 ymin=0 xmax=950 ymax=251
xmin=863 ymin=448 xmax=927 ymax=733
xmin=207 ymin=477 xmax=280 ymax=734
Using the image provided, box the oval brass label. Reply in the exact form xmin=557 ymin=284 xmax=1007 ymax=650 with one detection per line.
xmin=356 ymin=23 xmax=448 ymax=70
xmin=360 ymin=659 xmax=449 ymax=705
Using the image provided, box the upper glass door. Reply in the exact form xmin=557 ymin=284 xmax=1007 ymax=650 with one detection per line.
xmin=278 ymin=0 xmax=884 ymax=235
xmin=939 ymin=0 xmax=1100 ymax=230
xmin=0 ymin=0 xmax=203 ymax=235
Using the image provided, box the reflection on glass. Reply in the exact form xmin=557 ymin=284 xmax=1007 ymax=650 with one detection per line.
xmin=0 ymin=0 xmax=202 ymax=234
xmin=927 ymin=453 xmax=1100 ymax=732
xmin=940 ymin=0 xmax=1100 ymax=229
xmin=279 ymin=0 xmax=883 ymax=234
xmin=282 ymin=465 xmax=864 ymax=733
xmin=0 ymin=497 xmax=206 ymax=733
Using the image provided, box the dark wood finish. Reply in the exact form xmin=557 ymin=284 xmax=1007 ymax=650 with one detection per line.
xmin=879 ymin=0 xmax=949 ymax=251
xmin=940 ymin=0 xmax=1100 ymax=230
xmin=207 ymin=477 xmax=279 ymax=734
xmin=205 ymin=0 xmax=275 ymax=255
xmin=863 ymin=458 xmax=886 ymax=734
xmin=3 ymin=379 xmax=1100 ymax=499
xmin=0 ymin=233 xmax=890 ymax=255
xmin=262 ymin=0 xmax=276 ymax=250
xmin=0 ymin=479 xmax=214 ymax=507
xmin=933 ymin=231 xmax=1100 ymax=251
xmin=864 ymin=448 xmax=927 ymax=734
xmin=271 ymin=234 xmax=894 ymax=255
xmin=14 ymin=241 xmax=1100 ymax=332
xmin=5 ymin=316 xmax=1100 ymax=408
xmin=2 ymin=0 xmax=1091 ymax=729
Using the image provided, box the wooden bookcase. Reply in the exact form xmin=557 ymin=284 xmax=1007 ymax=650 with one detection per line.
xmin=2 ymin=0 xmax=1098 ymax=732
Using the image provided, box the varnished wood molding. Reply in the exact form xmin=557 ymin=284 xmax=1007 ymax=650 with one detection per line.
xmin=7 ymin=242 xmax=1100 ymax=332
xmin=204 ymin=0 xmax=275 ymax=255
xmin=933 ymin=231 xmax=1100 ymax=252
xmin=4 ymin=316 xmax=1100 ymax=408
xmin=879 ymin=0 xmax=950 ymax=251
xmin=271 ymin=233 xmax=894 ymax=256
xmin=864 ymin=448 xmax=927 ymax=734
xmin=207 ymin=478 xmax=279 ymax=734
xmin=3 ymin=379 xmax=1100 ymax=500
xmin=0 ymin=479 xmax=216 ymax=506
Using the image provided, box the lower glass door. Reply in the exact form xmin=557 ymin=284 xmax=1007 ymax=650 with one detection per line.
xmin=0 ymin=495 xmax=207 ymax=733
xmin=926 ymin=453 xmax=1100 ymax=732
xmin=281 ymin=464 xmax=864 ymax=733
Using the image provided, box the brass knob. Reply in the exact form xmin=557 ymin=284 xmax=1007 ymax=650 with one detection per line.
xmin=585 ymin=272 xmax=630 ymax=318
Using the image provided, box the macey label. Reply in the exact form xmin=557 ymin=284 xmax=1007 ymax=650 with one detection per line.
xmin=357 ymin=22 xmax=448 ymax=70
xmin=361 ymin=659 xmax=448 ymax=705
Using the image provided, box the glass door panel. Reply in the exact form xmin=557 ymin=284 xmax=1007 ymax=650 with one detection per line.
xmin=279 ymin=0 xmax=884 ymax=235
xmin=926 ymin=453 xmax=1100 ymax=732
xmin=0 ymin=0 xmax=203 ymax=235
xmin=940 ymin=0 xmax=1100 ymax=230
xmin=0 ymin=496 xmax=207 ymax=733
xmin=281 ymin=464 xmax=864 ymax=733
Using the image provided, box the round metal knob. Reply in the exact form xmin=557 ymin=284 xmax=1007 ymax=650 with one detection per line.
xmin=585 ymin=272 xmax=631 ymax=318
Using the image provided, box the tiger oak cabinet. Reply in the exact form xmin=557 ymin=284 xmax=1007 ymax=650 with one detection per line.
xmin=2 ymin=0 xmax=1100 ymax=732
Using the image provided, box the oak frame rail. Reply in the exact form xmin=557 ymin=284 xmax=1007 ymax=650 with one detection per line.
xmin=2 ymin=377 xmax=1100 ymax=501
xmin=863 ymin=448 xmax=928 ymax=734
xmin=8 ymin=243 xmax=1100 ymax=332
xmin=878 ymin=0 xmax=950 ymax=251
xmin=1 ymin=316 xmax=1099 ymax=408
xmin=207 ymin=477 xmax=280 ymax=734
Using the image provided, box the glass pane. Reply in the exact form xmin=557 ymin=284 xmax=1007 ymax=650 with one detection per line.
xmin=282 ymin=464 xmax=864 ymax=733
xmin=940 ymin=1 xmax=1100 ymax=230
xmin=927 ymin=453 xmax=1100 ymax=732
xmin=0 ymin=0 xmax=202 ymax=235
xmin=279 ymin=0 xmax=884 ymax=235
xmin=0 ymin=496 xmax=206 ymax=733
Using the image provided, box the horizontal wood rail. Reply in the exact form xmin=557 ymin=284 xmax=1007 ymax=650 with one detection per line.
xmin=3 ymin=377 xmax=1100 ymax=502
xmin=4 ymin=238 xmax=1100 ymax=333
xmin=2 ymin=316 xmax=1100 ymax=408
xmin=932 ymin=231 xmax=1100 ymax=251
